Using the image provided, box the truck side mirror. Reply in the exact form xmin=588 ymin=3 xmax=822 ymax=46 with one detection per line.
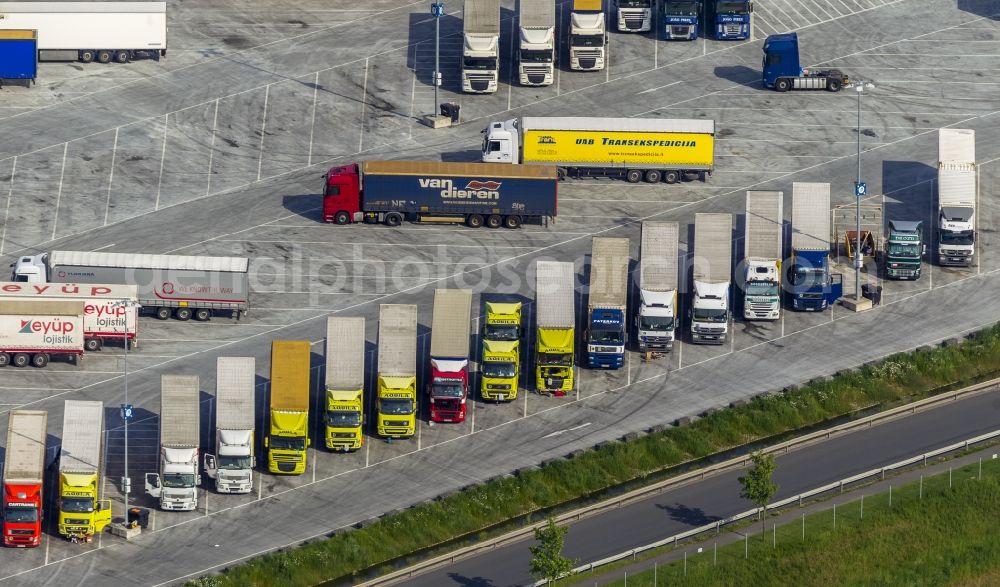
xmin=251 ymin=456 xmax=257 ymax=468
xmin=197 ymin=475 xmax=203 ymax=486
xmin=263 ymin=437 xmax=269 ymax=448
xmin=306 ymin=438 xmax=312 ymax=448
xmin=203 ymin=454 xmax=218 ymax=479
xmin=144 ymin=473 xmax=161 ymax=498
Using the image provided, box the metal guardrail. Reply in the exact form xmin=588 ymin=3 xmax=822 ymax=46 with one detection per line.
xmin=552 ymin=427 xmax=1000 ymax=583
xmin=360 ymin=377 xmax=1000 ymax=587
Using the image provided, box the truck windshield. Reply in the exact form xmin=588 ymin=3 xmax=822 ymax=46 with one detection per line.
xmin=327 ymin=411 xmax=361 ymax=428
xmin=432 ymin=382 xmax=465 ymax=398
xmin=464 ymin=57 xmax=498 ymax=70
xmin=639 ymin=315 xmax=674 ymax=331
xmin=379 ymin=399 xmax=414 ymax=415
xmin=693 ymin=308 xmax=727 ymax=322
xmin=218 ymin=456 xmax=252 ymax=470
xmin=571 ymin=34 xmax=603 ymax=47
xmin=3 ymin=507 xmax=38 ymax=522
xmin=482 ymin=362 xmax=516 ymax=378
xmin=485 ymin=324 xmax=519 ymax=341
xmin=888 ymin=242 xmax=921 ymax=257
xmin=520 ymin=50 xmax=553 ymax=63
xmin=60 ymin=498 xmax=94 ymax=513
xmin=537 ymin=352 xmax=571 ymax=365
xmin=715 ymin=1 xmax=750 ymax=14
xmin=590 ymin=329 xmax=624 ymax=344
xmin=940 ymin=231 xmax=974 ymax=246
xmin=791 ymin=267 xmax=827 ymax=288
xmin=269 ymin=437 xmax=306 ymax=451
xmin=162 ymin=473 xmax=196 ymax=488
xmin=664 ymin=1 xmax=699 ymax=14
xmin=745 ymin=282 xmax=779 ymax=296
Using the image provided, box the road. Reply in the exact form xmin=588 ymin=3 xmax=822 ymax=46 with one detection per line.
xmin=0 ymin=0 xmax=998 ymax=584
xmin=406 ymin=384 xmax=1000 ymax=587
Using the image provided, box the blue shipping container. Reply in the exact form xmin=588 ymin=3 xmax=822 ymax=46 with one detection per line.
xmin=0 ymin=30 xmax=38 ymax=84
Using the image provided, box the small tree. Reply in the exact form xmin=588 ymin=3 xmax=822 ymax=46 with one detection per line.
xmin=738 ymin=450 xmax=779 ymax=539
xmin=529 ymin=517 xmax=575 ymax=585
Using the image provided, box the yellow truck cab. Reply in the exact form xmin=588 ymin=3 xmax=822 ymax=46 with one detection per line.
xmin=376 ymin=305 xmax=418 ymax=439
xmin=325 ymin=317 xmax=366 ymax=451
xmin=480 ymin=301 xmax=522 ymax=401
xmin=266 ymin=341 xmax=311 ymax=474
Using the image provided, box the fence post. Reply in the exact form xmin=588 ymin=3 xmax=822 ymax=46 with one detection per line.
xmin=920 ymin=475 xmax=923 ymax=499
xmin=889 ymin=485 xmax=892 ymax=508
xmin=801 ymin=513 xmax=805 ymax=541
xmin=860 ymin=495 xmax=864 ymax=520
xmin=714 ymin=541 xmax=718 ymax=566
xmin=833 ymin=503 xmax=836 ymax=530
xmin=654 ymin=561 xmax=657 ymax=586
xmin=684 ymin=551 xmax=688 ymax=576
xmin=745 ymin=533 xmax=748 ymax=559
xmin=949 ymin=467 xmax=952 ymax=488
xmin=624 ymin=570 xmax=627 ymax=586
xmin=979 ymin=458 xmax=983 ymax=480
xmin=773 ymin=523 xmax=776 ymax=548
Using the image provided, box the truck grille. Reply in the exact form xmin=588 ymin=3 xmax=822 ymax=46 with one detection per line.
xmin=694 ymin=326 xmax=724 ymax=334
xmin=621 ymin=13 xmax=646 ymax=29
xmin=574 ymin=49 xmax=602 ymax=69
xmin=273 ymin=454 xmax=302 ymax=462
xmin=466 ymin=73 xmax=494 ymax=92
xmin=64 ymin=518 xmax=89 ymax=526
xmin=669 ymin=25 xmax=691 ymax=38
xmin=331 ymin=432 xmax=356 ymax=438
xmin=940 ymin=249 xmax=970 ymax=256
xmin=724 ymin=24 xmax=742 ymax=36
xmin=10 ymin=529 xmax=34 ymax=535
xmin=523 ymin=65 xmax=550 ymax=85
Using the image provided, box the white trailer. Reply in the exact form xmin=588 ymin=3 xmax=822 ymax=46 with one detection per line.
xmin=0 ymin=282 xmax=139 ymax=351
xmin=690 ymin=213 xmax=732 ymax=344
xmin=742 ymin=191 xmax=784 ymax=320
xmin=0 ymin=300 xmax=84 ymax=367
xmin=937 ymin=128 xmax=976 ymax=267
xmin=518 ymin=0 xmax=555 ymax=86
xmin=462 ymin=0 xmax=500 ymax=93
xmin=145 ymin=375 xmax=201 ymax=511
xmin=0 ymin=2 xmax=167 ymax=63
xmin=636 ymin=221 xmax=679 ymax=353
xmin=203 ymin=358 xmax=255 ymax=494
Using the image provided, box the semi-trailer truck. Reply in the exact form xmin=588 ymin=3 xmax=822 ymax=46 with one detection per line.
xmin=535 ymin=260 xmax=575 ymax=394
xmin=265 ymin=341 xmax=311 ymax=474
xmin=0 ymin=300 xmax=84 ymax=368
xmin=742 ymin=191 xmax=783 ymax=320
xmin=615 ymin=0 xmax=652 ymax=32
xmin=518 ymin=0 xmax=555 ymax=86
xmin=707 ymin=0 xmax=751 ymax=40
xmin=10 ymin=251 xmax=250 ymax=321
xmin=762 ymin=33 xmax=849 ymax=92
xmin=203 ymin=357 xmax=255 ymax=494
xmin=322 ymin=161 xmax=558 ymax=229
xmin=325 ymin=317 xmax=365 ymax=452
xmin=57 ymin=400 xmax=112 ymax=540
xmin=884 ymin=220 xmax=924 ymax=280
xmin=0 ymin=282 xmax=138 ymax=351
xmin=570 ymin=0 xmax=607 ymax=71
xmin=144 ymin=375 xmax=200 ymax=511
xmin=690 ymin=213 xmax=732 ymax=344
xmin=482 ymin=116 xmax=715 ymax=184
xmin=462 ymin=0 xmax=500 ymax=93
xmin=661 ymin=0 xmax=701 ymax=40
xmin=0 ymin=2 xmax=166 ymax=63
xmin=377 ymin=305 xmax=418 ymax=439
xmin=635 ymin=221 xmax=678 ymax=353
xmin=937 ymin=128 xmax=976 ymax=267
xmin=586 ymin=238 xmax=630 ymax=369
xmin=2 ymin=410 xmax=47 ymax=547
xmin=789 ymin=182 xmax=842 ymax=311
xmin=481 ymin=301 xmax=522 ymax=401
xmin=429 ymin=289 xmax=473 ymax=423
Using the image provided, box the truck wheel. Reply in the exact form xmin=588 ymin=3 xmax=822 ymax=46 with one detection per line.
xmin=644 ymin=170 xmax=661 ymax=183
xmin=663 ymin=170 xmax=680 ymax=184
xmin=85 ymin=338 xmax=103 ymax=352
xmin=0 ymin=353 xmax=9 ymax=367
xmin=826 ymin=78 xmax=842 ymax=92
xmin=486 ymin=214 xmax=502 ymax=228
xmin=194 ymin=308 xmax=212 ymax=321
xmin=175 ymin=307 xmax=193 ymax=321
xmin=626 ymin=169 xmax=643 ymax=183
xmin=503 ymin=215 xmax=522 ymax=229
xmin=334 ymin=211 xmax=351 ymax=225
xmin=79 ymin=50 xmax=95 ymax=63
xmin=466 ymin=214 xmax=484 ymax=228
xmin=12 ymin=353 xmax=30 ymax=368
xmin=155 ymin=307 xmax=171 ymax=320
xmin=97 ymin=50 xmax=113 ymax=64
xmin=31 ymin=353 xmax=49 ymax=368
xmin=384 ymin=212 xmax=402 ymax=227
xmin=775 ymin=78 xmax=791 ymax=92
xmin=114 ymin=51 xmax=130 ymax=64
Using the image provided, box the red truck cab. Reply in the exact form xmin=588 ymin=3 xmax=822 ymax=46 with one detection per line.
xmin=323 ymin=164 xmax=362 ymax=224
xmin=3 ymin=483 xmax=43 ymax=547
xmin=428 ymin=360 xmax=468 ymax=423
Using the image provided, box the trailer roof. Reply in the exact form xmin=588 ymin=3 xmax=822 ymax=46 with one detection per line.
xmin=791 ymin=182 xmax=830 ymax=251
xmin=270 ymin=341 xmax=311 ymax=410
xmin=362 ymin=160 xmax=557 ymax=180
xmin=378 ymin=304 xmax=418 ymax=375
xmin=519 ymin=0 xmax=555 ymax=27
xmin=938 ymin=128 xmax=975 ymax=165
xmin=521 ymin=117 xmax=714 ymax=134
xmin=50 ymin=250 xmax=249 ymax=273
xmin=216 ymin=357 xmax=255 ymax=430
xmin=0 ymin=29 xmax=36 ymax=39
xmin=160 ymin=375 xmax=200 ymax=446
xmin=0 ymin=2 xmax=166 ymax=13
xmin=639 ymin=222 xmax=679 ymax=292
xmin=938 ymin=168 xmax=976 ymax=206
xmin=464 ymin=0 xmax=501 ymax=34
xmin=4 ymin=410 xmax=47 ymax=483
xmin=588 ymin=238 xmax=630 ymax=308
xmin=572 ymin=0 xmax=603 ymax=10
xmin=326 ymin=317 xmax=366 ymax=390
xmin=0 ymin=299 xmax=84 ymax=316
xmin=60 ymin=400 xmax=103 ymax=474
xmin=745 ymin=191 xmax=784 ymax=260
xmin=693 ymin=214 xmax=732 ymax=283
xmin=430 ymin=289 xmax=473 ymax=359
xmin=535 ymin=261 xmax=575 ymax=328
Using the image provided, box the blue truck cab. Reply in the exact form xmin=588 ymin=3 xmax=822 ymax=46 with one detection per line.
xmin=0 ymin=30 xmax=38 ymax=87
xmin=708 ymin=0 xmax=751 ymax=40
xmin=763 ymin=33 xmax=848 ymax=92
xmin=788 ymin=249 xmax=842 ymax=311
xmin=586 ymin=308 xmax=625 ymax=369
xmin=661 ymin=1 xmax=701 ymax=40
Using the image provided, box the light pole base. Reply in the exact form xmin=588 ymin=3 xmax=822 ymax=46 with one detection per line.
xmin=110 ymin=522 xmax=142 ymax=540
xmin=421 ymin=114 xmax=452 ymax=129
xmin=841 ymin=295 xmax=873 ymax=313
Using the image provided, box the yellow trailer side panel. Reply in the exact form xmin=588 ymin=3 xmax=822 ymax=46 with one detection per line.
xmin=522 ymin=130 xmax=714 ymax=168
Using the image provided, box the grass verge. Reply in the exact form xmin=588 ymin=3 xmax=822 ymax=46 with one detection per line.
xmin=571 ymin=456 xmax=1000 ymax=586
xmin=187 ymin=323 xmax=1000 ymax=587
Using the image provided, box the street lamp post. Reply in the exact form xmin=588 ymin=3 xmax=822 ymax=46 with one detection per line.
xmin=113 ymin=299 xmax=136 ymax=526
xmin=431 ymin=2 xmax=444 ymax=115
xmin=854 ymin=81 xmax=875 ymax=301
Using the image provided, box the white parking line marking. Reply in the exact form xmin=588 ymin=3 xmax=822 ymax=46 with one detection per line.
xmin=359 ymin=58 xmax=369 ymax=153
xmin=205 ymin=99 xmax=221 ymax=197
xmin=50 ymin=142 xmax=69 ymax=240
xmin=307 ymin=72 xmax=320 ymax=166
xmin=0 ymin=155 xmax=17 ymax=254
xmin=155 ymin=114 xmax=168 ymax=211
xmin=638 ymin=80 xmax=682 ymax=95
